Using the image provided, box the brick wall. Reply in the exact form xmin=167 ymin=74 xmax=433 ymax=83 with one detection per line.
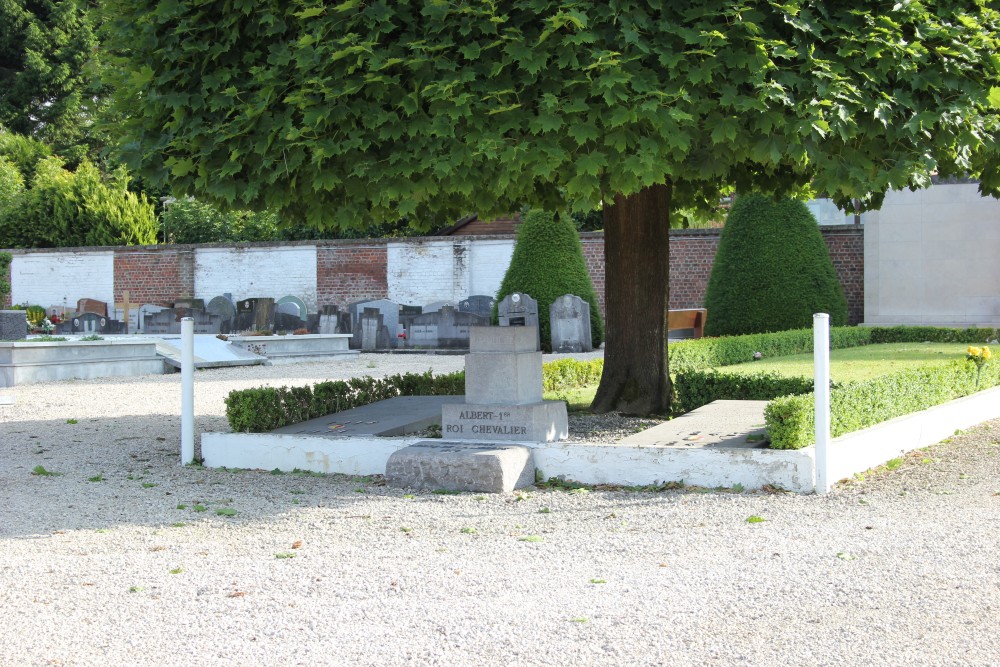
xmin=114 ymin=247 xmax=194 ymax=306
xmin=317 ymin=242 xmax=388 ymax=306
xmin=580 ymin=234 xmax=606 ymax=315
xmin=822 ymin=227 xmax=865 ymax=325
xmin=668 ymin=229 xmax=721 ymax=311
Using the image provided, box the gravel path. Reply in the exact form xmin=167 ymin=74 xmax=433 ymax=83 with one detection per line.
xmin=2 ymin=354 xmax=999 ymax=666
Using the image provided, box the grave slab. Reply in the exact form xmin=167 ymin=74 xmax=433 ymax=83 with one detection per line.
xmin=385 ymin=440 xmax=535 ymax=493
xmin=154 ymin=335 xmax=267 ymax=369
xmin=618 ymin=400 xmax=770 ymax=449
xmin=273 ymin=395 xmax=458 ymax=437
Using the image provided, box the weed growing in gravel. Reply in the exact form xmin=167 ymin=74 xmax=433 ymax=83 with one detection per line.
xmin=87 ymin=474 xmax=103 ymax=482
xmin=66 ymin=419 xmax=78 ymax=424
xmin=216 ymin=508 xmax=237 ymax=516
xmin=289 ymin=490 xmax=305 ymax=495
xmin=432 ymin=489 xmax=461 ymax=495
xmin=569 ymin=617 xmax=588 ymax=623
xmin=519 ymin=535 xmax=544 ymax=543
xmin=94 ymin=529 xmax=108 ymax=533
xmin=746 ymin=515 xmax=766 ymax=524
xmin=538 ymin=507 xmax=551 ymax=514
xmin=31 ymin=465 xmax=61 ymax=477
xmin=400 ymin=527 xmax=412 ymax=533
xmin=176 ymin=504 xmax=187 ymax=510
xmin=274 ymin=553 xmax=296 ymax=559
xmin=193 ymin=504 xmax=208 ymax=512
xmin=837 ymin=552 xmax=857 ymax=561
xmin=884 ymin=458 xmax=903 ymax=470
xmin=402 ymin=494 xmax=415 ymax=499
xmin=128 ymin=586 xmax=144 ymax=593
xmin=589 ymin=578 xmax=607 ymax=584
xmin=170 ymin=522 xmax=187 ymax=528
xmin=169 ymin=567 xmax=183 ymax=574
xmin=460 ymin=527 xmax=477 ymax=534
xmin=291 ymin=468 xmax=325 ymax=477
xmin=354 ymin=487 xmax=367 ymax=493
xmin=270 ymin=468 xmax=284 ymax=475
xmin=141 ymin=482 xmax=158 ymax=488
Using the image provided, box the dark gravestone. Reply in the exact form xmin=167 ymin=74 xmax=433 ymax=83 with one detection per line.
xmin=206 ymin=296 xmax=237 ymax=334
xmin=498 ymin=293 xmax=540 ymax=350
xmin=549 ymin=294 xmax=593 ymax=353
xmin=459 ymin=295 xmax=495 ymax=320
xmin=76 ymin=298 xmax=108 ymax=317
xmin=0 ymin=311 xmax=27 ymax=340
xmin=353 ymin=307 xmax=390 ymax=351
xmin=422 ymin=300 xmax=454 ymax=314
xmin=274 ymin=301 xmax=306 ymax=332
xmin=398 ymin=304 xmax=423 ymax=345
xmin=233 ymin=298 xmax=275 ymax=333
xmin=73 ymin=312 xmax=123 ymax=334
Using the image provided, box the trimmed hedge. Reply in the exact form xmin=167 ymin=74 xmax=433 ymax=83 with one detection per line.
xmin=673 ymin=370 xmax=818 ymax=414
xmin=764 ymin=360 xmax=1000 ymax=450
xmin=869 ymin=326 xmax=1000 ymax=344
xmin=668 ymin=326 xmax=873 ymax=373
xmin=541 ymin=358 xmax=604 ymax=392
xmin=226 ymin=371 xmax=465 ymax=432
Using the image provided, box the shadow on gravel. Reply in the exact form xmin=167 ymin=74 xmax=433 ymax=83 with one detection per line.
xmin=0 ymin=414 xmax=387 ymax=539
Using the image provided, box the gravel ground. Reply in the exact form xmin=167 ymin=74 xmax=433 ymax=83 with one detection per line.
xmin=2 ymin=353 xmax=999 ymax=666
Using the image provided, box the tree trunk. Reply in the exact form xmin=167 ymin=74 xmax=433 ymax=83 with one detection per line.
xmin=590 ymin=183 xmax=672 ymax=415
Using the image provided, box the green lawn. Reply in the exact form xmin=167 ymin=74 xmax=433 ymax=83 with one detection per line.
xmin=721 ymin=342 xmax=971 ymax=382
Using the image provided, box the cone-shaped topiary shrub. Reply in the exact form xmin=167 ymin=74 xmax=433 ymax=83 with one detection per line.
xmin=703 ymin=194 xmax=848 ymax=336
xmin=493 ymin=209 xmax=604 ymax=351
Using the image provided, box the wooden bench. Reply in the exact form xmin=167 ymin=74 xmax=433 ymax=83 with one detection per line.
xmin=668 ymin=308 xmax=707 ymax=339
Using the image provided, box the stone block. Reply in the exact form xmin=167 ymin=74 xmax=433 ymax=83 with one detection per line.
xmin=464 ymin=351 xmax=543 ymax=405
xmin=441 ymin=400 xmax=568 ymax=443
xmin=470 ymin=325 xmax=538 ymax=353
xmin=385 ymin=441 xmax=535 ymax=493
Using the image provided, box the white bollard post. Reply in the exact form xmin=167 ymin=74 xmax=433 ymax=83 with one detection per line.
xmin=181 ymin=317 xmax=195 ymax=465
xmin=813 ymin=313 xmax=831 ymax=494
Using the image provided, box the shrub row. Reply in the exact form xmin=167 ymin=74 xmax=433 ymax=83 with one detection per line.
xmin=672 ymin=370 xmax=818 ymax=414
xmin=764 ymin=360 xmax=1000 ymax=450
xmin=225 ymin=371 xmax=464 ymax=433
xmin=668 ymin=326 xmax=873 ymax=373
xmin=541 ymin=358 xmax=604 ymax=392
xmin=868 ymin=326 xmax=1000 ymax=344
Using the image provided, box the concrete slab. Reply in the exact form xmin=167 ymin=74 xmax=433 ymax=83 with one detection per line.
xmin=154 ymin=335 xmax=267 ymax=369
xmin=272 ymin=395 xmax=458 ymax=438
xmin=0 ymin=395 xmax=13 ymax=405
xmin=386 ymin=441 xmax=535 ymax=493
xmin=618 ymin=400 xmax=770 ymax=449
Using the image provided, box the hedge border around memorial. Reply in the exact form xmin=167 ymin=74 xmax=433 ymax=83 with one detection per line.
xmin=764 ymin=360 xmax=1000 ymax=449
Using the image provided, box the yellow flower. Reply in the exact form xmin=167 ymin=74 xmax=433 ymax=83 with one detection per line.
xmin=983 ymin=347 xmax=992 ymax=360
xmin=968 ymin=346 xmax=980 ymax=356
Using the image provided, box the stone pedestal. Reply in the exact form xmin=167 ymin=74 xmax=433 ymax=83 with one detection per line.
xmin=439 ymin=326 xmax=568 ymax=442
xmin=0 ymin=311 xmax=27 ymax=341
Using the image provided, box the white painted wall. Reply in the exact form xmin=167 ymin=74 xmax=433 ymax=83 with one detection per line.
xmin=806 ymin=198 xmax=861 ymax=225
xmin=864 ymin=183 xmax=1000 ymax=326
xmin=194 ymin=246 xmax=318 ymax=310
xmin=10 ymin=251 xmax=114 ymax=309
xmin=469 ymin=239 xmax=516 ymax=297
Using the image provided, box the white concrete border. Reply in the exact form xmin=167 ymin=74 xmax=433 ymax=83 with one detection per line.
xmin=200 ymin=387 xmax=1000 ymax=493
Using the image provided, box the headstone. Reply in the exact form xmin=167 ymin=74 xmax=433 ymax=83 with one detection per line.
xmin=232 ymin=298 xmax=275 ymax=333
xmin=0 ymin=311 xmax=27 ymax=341
xmin=274 ymin=300 xmax=306 ymax=332
xmin=206 ymin=296 xmax=237 ymax=334
xmin=439 ymin=326 xmax=568 ymax=443
xmin=348 ymin=299 xmax=400 ymax=347
xmin=549 ymin=294 xmax=593 ymax=353
xmin=353 ymin=307 xmax=390 ymax=351
xmin=498 ymin=293 xmax=540 ymax=349
xmin=397 ymin=304 xmax=423 ymax=345
xmin=276 ymin=295 xmax=308 ymax=320
xmin=76 ymin=298 xmax=108 ymax=317
xmin=73 ymin=312 xmax=123 ymax=334
xmin=143 ymin=308 xmax=220 ymax=334
xmin=113 ymin=290 xmax=133 ymax=334
xmin=319 ymin=305 xmax=350 ymax=335
xmin=136 ymin=304 xmax=167 ymax=333
xmin=459 ymin=295 xmax=495 ymax=320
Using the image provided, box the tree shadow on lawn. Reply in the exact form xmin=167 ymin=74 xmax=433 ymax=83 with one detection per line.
xmin=0 ymin=413 xmax=393 ymax=539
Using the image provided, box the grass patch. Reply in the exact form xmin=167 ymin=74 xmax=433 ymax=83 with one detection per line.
xmin=543 ymin=384 xmax=598 ymax=412
xmin=723 ymin=343 xmax=970 ymax=382
xmin=519 ymin=535 xmax=544 ymax=543
xmin=215 ymin=508 xmax=237 ymax=516
xmin=746 ymin=515 xmax=766 ymax=524
xmin=31 ymin=465 xmax=61 ymax=477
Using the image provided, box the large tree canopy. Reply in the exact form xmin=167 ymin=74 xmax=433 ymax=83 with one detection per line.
xmin=0 ymin=0 xmax=102 ymax=157
xmin=109 ymin=1 xmax=1000 ymax=413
